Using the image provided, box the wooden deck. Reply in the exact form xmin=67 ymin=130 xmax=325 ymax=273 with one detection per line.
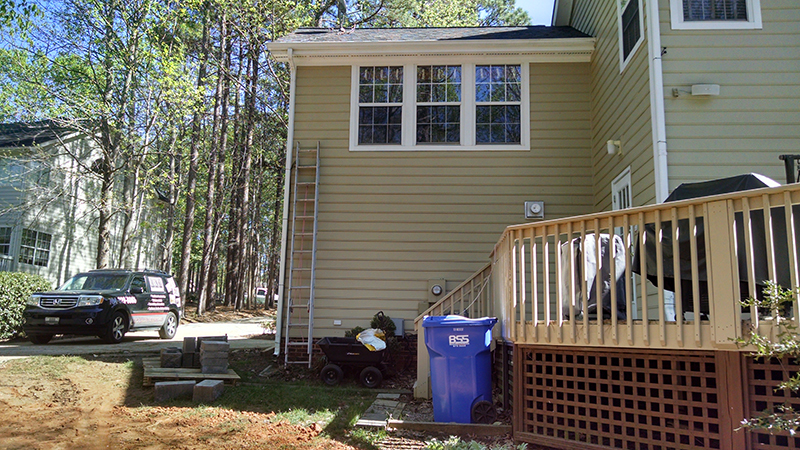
xmin=141 ymin=357 xmax=241 ymax=387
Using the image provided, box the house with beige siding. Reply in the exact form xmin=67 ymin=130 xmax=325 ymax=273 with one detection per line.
xmin=0 ymin=120 xmax=159 ymax=286
xmin=270 ymin=1 xmax=800 ymax=446
xmin=269 ymin=0 xmax=799 ymax=366
xmin=268 ymin=26 xmax=599 ymax=363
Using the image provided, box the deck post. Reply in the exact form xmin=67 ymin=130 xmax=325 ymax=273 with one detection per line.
xmin=705 ymin=200 xmax=742 ymax=348
xmin=414 ymin=324 xmax=431 ymax=399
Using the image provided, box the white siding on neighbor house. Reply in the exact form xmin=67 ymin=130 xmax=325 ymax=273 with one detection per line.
xmin=571 ymin=0 xmax=657 ymax=210
xmin=12 ymin=136 xmax=100 ymax=286
xmin=0 ymin=134 xmax=164 ymax=287
xmin=290 ymin=64 xmax=593 ymax=337
xmin=659 ymin=0 xmax=800 ymax=188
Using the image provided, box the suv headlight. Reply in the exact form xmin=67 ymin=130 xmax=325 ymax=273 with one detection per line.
xmin=77 ymin=295 xmax=104 ymax=307
xmin=27 ymin=295 xmax=40 ymax=306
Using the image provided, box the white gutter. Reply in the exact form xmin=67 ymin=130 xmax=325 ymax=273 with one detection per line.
xmin=274 ymin=47 xmax=296 ymax=356
xmin=646 ymin=0 xmax=669 ymax=202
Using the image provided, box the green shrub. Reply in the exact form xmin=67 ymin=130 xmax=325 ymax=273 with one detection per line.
xmin=344 ymin=326 xmax=366 ymax=338
xmin=0 ymin=272 xmax=51 ymax=339
xmin=370 ymin=311 xmax=396 ymax=336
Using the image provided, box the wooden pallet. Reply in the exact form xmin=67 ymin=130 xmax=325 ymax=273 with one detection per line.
xmin=141 ymin=357 xmax=240 ymax=387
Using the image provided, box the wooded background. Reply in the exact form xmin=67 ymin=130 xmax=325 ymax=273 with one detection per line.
xmin=0 ymin=0 xmax=530 ymax=313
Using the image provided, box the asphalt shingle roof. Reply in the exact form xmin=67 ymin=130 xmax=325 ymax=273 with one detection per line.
xmin=274 ymin=26 xmax=591 ymax=44
xmin=0 ymin=120 xmax=73 ymax=148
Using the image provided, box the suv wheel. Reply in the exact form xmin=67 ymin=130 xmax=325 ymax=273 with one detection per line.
xmin=29 ymin=334 xmax=53 ymax=345
xmin=102 ymin=311 xmax=127 ymax=344
xmin=159 ymin=311 xmax=179 ymax=339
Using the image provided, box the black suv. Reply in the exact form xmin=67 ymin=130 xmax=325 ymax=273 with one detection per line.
xmin=23 ymin=269 xmax=183 ymax=344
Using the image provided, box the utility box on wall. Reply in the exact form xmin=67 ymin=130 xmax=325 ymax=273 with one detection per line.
xmin=524 ymin=201 xmax=544 ymax=219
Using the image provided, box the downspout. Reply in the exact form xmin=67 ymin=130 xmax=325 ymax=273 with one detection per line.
xmin=274 ymin=48 xmax=295 ymax=356
xmin=646 ymin=0 xmax=669 ymax=203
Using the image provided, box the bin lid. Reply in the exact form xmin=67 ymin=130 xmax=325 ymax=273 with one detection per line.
xmin=422 ymin=315 xmax=497 ymax=328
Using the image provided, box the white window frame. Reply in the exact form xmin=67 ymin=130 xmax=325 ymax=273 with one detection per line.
xmin=670 ymin=0 xmax=762 ymax=30
xmin=19 ymin=228 xmax=51 ymax=267
xmin=617 ymin=0 xmax=645 ymax=73
xmin=611 ymin=166 xmax=632 ymax=211
xmin=0 ymin=226 xmax=11 ymax=256
xmin=349 ymin=62 xmax=530 ymax=152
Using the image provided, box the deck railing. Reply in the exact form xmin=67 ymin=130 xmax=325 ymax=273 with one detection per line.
xmin=494 ymin=183 xmax=800 ymax=350
xmin=412 ymin=183 xmax=800 ymax=398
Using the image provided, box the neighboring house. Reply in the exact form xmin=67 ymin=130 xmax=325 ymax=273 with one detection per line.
xmin=0 ymin=120 xmax=159 ymax=286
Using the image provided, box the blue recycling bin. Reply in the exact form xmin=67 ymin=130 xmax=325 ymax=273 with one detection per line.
xmin=423 ymin=315 xmax=498 ymax=423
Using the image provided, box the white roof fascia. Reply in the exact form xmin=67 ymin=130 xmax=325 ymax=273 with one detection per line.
xmin=268 ymin=38 xmax=595 ymax=65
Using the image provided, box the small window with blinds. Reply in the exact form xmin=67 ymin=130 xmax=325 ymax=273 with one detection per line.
xmin=670 ymin=0 xmax=761 ymax=29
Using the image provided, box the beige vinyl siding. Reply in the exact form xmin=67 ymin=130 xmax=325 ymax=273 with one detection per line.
xmin=290 ymin=64 xmax=593 ymax=337
xmin=660 ymin=0 xmax=800 ymax=188
xmin=571 ymin=0 xmax=657 ymax=210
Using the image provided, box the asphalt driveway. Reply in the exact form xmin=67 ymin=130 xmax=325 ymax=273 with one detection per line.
xmin=0 ymin=317 xmax=275 ymax=361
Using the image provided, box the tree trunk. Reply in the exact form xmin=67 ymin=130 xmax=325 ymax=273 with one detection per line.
xmin=161 ymin=126 xmax=179 ymax=271
xmin=178 ymin=16 xmax=210 ymax=300
xmin=198 ymin=11 xmax=229 ymax=315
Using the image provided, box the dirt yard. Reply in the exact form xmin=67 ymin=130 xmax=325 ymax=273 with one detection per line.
xmin=0 ymin=307 xmax=526 ymax=450
xmin=0 ymin=355 xmax=363 ymax=450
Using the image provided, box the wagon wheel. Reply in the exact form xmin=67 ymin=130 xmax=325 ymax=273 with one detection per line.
xmin=359 ymin=366 xmax=383 ymax=388
xmin=320 ymin=364 xmax=344 ymax=386
xmin=471 ymin=400 xmax=497 ymax=424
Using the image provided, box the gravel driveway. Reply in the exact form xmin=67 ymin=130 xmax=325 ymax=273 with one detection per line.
xmin=0 ymin=317 xmax=275 ymax=361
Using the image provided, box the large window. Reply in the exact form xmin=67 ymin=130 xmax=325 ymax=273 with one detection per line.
xmin=416 ymin=65 xmax=461 ymax=144
xmin=475 ymin=65 xmax=522 ymax=145
xmin=670 ymin=0 xmax=762 ymax=29
xmin=617 ymin=0 xmax=644 ymax=71
xmin=357 ymin=66 xmax=403 ymax=145
xmin=351 ymin=63 xmax=529 ymax=151
xmin=19 ymin=229 xmax=51 ymax=267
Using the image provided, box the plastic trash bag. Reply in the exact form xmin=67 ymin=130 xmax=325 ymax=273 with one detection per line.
xmin=357 ymin=328 xmax=386 ymax=351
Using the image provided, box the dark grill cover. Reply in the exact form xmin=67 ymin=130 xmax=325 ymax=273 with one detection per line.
xmin=633 ymin=174 xmax=794 ymax=318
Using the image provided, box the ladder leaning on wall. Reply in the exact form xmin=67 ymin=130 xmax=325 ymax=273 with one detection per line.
xmin=283 ymin=142 xmax=320 ymax=367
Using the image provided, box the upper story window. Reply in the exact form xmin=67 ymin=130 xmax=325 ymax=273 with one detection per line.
xmin=617 ymin=0 xmax=644 ymax=72
xmin=475 ymin=65 xmax=522 ymax=145
xmin=670 ymin=0 xmax=762 ymax=29
xmin=416 ymin=65 xmax=461 ymax=144
xmin=19 ymin=229 xmax=51 ymax=267
xmin=351 ymin=63 xmax=529 ymax=151
xmin=357 ymin=66 xmax=403 ymax=145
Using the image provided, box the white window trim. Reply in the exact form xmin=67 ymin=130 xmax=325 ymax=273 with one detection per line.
xmin=349 ymin=63 xmax=530 ymax=152
xmin=669 ymin=0 xmax=762 ymax=30
xmin=611 ymin=166 xmax=632 ymax=211
xmin=617 ymin=0 xmax=645 ymax=73
xmin=19 ymin=228 xmax=51 ymax=268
